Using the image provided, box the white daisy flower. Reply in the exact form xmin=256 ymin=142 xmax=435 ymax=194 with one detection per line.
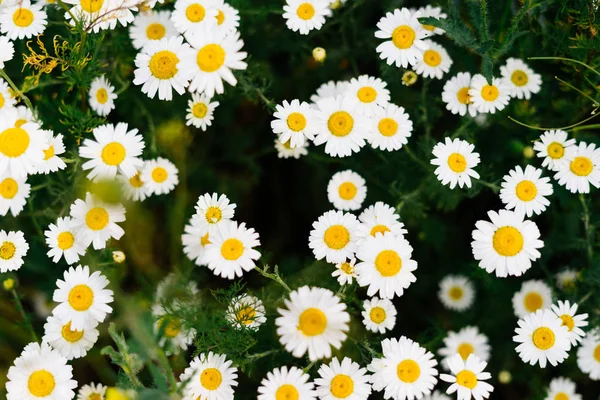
xmin=179 ymin=352 xmax=238 ymax=399
xmin=471 ymin=209 xmax=544 ymax=277
xmin=43 ymin=315 xmax=99 ymax=360
xmin=375 ymin=7 xmax=429 ymax=68
xmin=440 ymin=354 xmax=494 ymax=400
xmin=369 ymin=103 xmax=413 ymax=151
xmin=118 ymin=167 xmax=148 ymax=202
xmin=500 ymin=58 xmax=542 ymax=100
xmin=99 ymin=0 xmax=138 ymax=31
xmin=69 ymin=192 xmax=126 ymax=250
xmin=533 ymin=130 xmax=576 ymax=172
xmin=314 ymin=95 xmax=369 ymax=157
xmin=225 ymin=294 xmax=267 ymax=331
xmin=468 ymin=74 xmax=511 ymax=114
xmin=38 ymin=131 xmax=67 ymax=174
xmin=512 ymin=280 xmax=553 ymax=318
xmin=551 ymin=300 xmax=588 ymax=346
xmin=414 ymin=40 xmax=453 ymax=79
xmin=0 ymin=1 xmax=47 ymax=40
xmin=308 ymin=209 xmax=359 ymax=264
xmin=44 ymin=217 xmax=87 ymax=265
xmin=213 ymin=0 xmax=239 ymax=32
xmin=544 ymin=377 xmax=581 ymax=400
xmin=327 ymin=169 xmax=367 ymax=211
xmin=63 ymin=0 xmax=110 ymax=33
xmin=0 ymin=78 xmax=16 ymax=112
xmin=152 ymin=304 xmax=196 ymax=355
xmin=310 ymin=80 xmax=350 ymax=104
xmin=186 ymin=92 xmax=219 ymax=131
xmin=271 ymin=99 xmax=318 ymax=148
xmin=129 ymin=10 xmax=177 ymax=50
xmin=204 ymin=220 xmax=261 ymax=279
xmin=331 ymin=257 xmax=357 ymax=285
xmin=414 ymin=5 xmax=447 ymax=35
xmin=77 ymin=382 xmax=107 ymax=400
xmin=275 ymin=135 xmax=309 ymax=158
xmin=362 ymin=296 xmax=397 ymax=334
xmin=182 ymin=214 xmax=210 ymax=266
xmin=344 ymin=75 xmax=391 ymax=117
xmin=556 ymin=268 xmax=578 ymax=290
xmin=171 ymin=0 xmax=218 ymax=36
xmin=314 ymin=357 xmax=372 ymax=400
xmin=282 ymin=0 xmax=328 ymax=35
xmin=141 ymin=157 xmax=179 ymax=195
xmin=257 ymin=366 xmax=315 ymax=400
xmin=576 ymin=331 xmax=600 ymax=380
xmin=438 ymin=275 xmax=475 ymax=312
xmin=52 ymin=265 xmax=114 ymax=331
xmin=13 ymin=105 xmax=37 ymax=127
xmin=355 ymin=231 xmax=418 ymax=299
xmin=193 ymin=192 xmax=236 ymax=233
xmin=513 ymin=308 xmax=571 ymax=368
xmin=442 ymin=72 xmax=477 ymax=117
xmin=79 ymin=122 xmax=145 ymax=181
xmin=431 ymin=137 xmax=481 ymax=189
xmin=0 ymin=36 xmax=14 ymax=68
xmin=6 ymin=342 xmax=77 ymax=400
xmin=88 ymin=76 xmax=117 ymax=117
xmin=276 ymin=286 xmax=350 ymax=361
xmin=356 ymin=202 xmax=407 ymax=243
xmin=554 ymin=141 xmax=600 ymax=194
xmin=0 ymin=172 xmax=29 ymax=217
xmin=133 ymin=36 xmax=193 ymax=101
xmin=368 ymin=336 xmax=438 ymax=400
xmin=499 ymin=165 xmax=553 ymax=217
xmin=438 ymin=327 xmax=491 ymax=371
xmin=0 ymin=230 xmax=28 ymax=273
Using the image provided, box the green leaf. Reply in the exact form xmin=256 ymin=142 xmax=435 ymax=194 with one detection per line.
xmin=418 ymin=17 xmax=479 ymax=53
xmin=482 ymin=56 xmax=494 ymax=84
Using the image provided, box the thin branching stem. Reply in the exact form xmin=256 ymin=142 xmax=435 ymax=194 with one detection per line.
xmin=254 ymin=265 xmax=292 ymax=293
xmin=508 ymin=108 xmax=600 ymax=131
xmin=579 ymin=194 xmax=594 ymax=264
xmin=0 ymin=69 xmax=34 ymax=111
xmin=529 ymin=56 xmax=600 ymax=77
xmin=11 ymin=289 xmax=38 ymax=342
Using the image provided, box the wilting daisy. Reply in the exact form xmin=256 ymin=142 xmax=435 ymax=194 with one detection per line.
xmin=179 ymin=352 xmax=238 ymax=399
xmin=471 ymin=209 xmax=543 ymax=277
xmin=152 ymin=304 xmax=196 ymax=355
xmin=194 ymin=192 xmax=236 ymax=233
xmin=96 ymin=0 xmax=138 ymax=31
xmin=310 ymin=80 xmax=350 ymax=104
xmin=38 ymin=131 xmax=67 ymax=174
xmin=186 ymin=92 xmax=219 ymax=130
xmin=369 ymin=336 xmax=438 ymax=400
xmin=356 ymin=202 xmax=407 ymax=243
xmin=141 ymin=157 xmax=179 ymax=195
xmin=282 ymin=0 xmax=328 ymax=35
xmin=442 ymin=72 xmax=477 ymax=117
xmin=499 ymin=165 xmax=553 ymax=217
xmin=213 ymin=0 xmax=239 ymax=32
xmin=88 ymin=76 xmax=117 ymax=117
xmin=355 ymin=232 xmax=418 ymax=299
xmin=6 ymin=342 xmax=77 ymax=400
xmin=414 ymin=5 xmax=447 ymax=35
xmin=331 ymin=257 xmax=357 ymax=285
xmin=129 ymin=10 xmax=177 ymax=50
xmin=225 ymin=294 xmax=267 ymax=331
xmin=431 ymin=137 xmax=480 ymax=189
xmin=500 ymin=58 xmax=542 ymax=100
xmin=0 ymin=36 xmax=14 ymax=68
xmin=512 ymin=280 xmax=553 ymax=318
xmin=309 ymin=210 xmax=359 ymax=263
xmin=257 ymin=366 xmax=315 ymax=400
xmin=327 ymin=170 xmax=367 ymax=211
xmin=375 ymin=7 xmax=429 ymax=68
xmin=182 ymin=216 xmax=210 ymax=266
xmin=551 ymin=300 xmax=588 ymax=346
xmin=133 ymin=36 xmax=193 ymax=100
xmin=576 ymin=332 xmax=600 ymax=380
xmin=369 ymin=103 xmax=413 ymax=151
xmin=438 ymin=327 xmax=491 ymax=370
xmin=171 ymin=0 xmax=218 ymax=36
xmin=556 ymin=269 xmax=578 ymax=290
xmin=276 ymin=286 xmax=350 ymax=361
xmin=414 ymin=40 xmax=453 ymax=79
xmin=0 ymin=78 xmax=16 ymax=112
xmin=438 ymin=275 xmax=476 ymax=312
xmin=554 ymin=141 xmax=600 ymax=194
xmin=0 ymin=1 xmax=47 ymax=40
xmin=271 ymin=99 xmax=317 ymax=148
xmin=44 ymin=217 xmax=87 ymax=265
xmin=42 ymin=315 xmax=99 ymax=360
xmin=314 ymin=357 xmax=372 ymax=400
xmin=0 ymin=230 xmax=28 ymax=273
xmin=344 ymin=75 xmax=390 ymax=117
xmin=275 ymin=136 xmax=309 ymax=159
xmin=440 ymin=354 xmax=494 ymax=400
xmin=468 ymin=74 xmax=511 ymax=114
xmin=533 ymin=130 xmax=576 ymax=172
xmin=0 ymin=173 xmax=29 ymax=217
xmin=118 ymin=167 xmax=148 ymax=202
xmin=362 ymin=297 xmax=397 ymax=334
xmin=70 ymin=192 xmax=126 ymax=249
xmin=544 ymin=377 xmax=581 ymax=400
xmin=77 ymin=383 xmax=107 ymax=400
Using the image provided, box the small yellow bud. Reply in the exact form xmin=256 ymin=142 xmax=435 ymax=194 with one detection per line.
xmin=112 ymin=251 xmax=126 ymax=264
xmin=3 ymin=278 xmax=15 ymax=291
xmin=402 ymin=71 xmax=418 ymax=87
xmin=523 ymin=146 xmax=534 ymax=159
xmin=498 ymin=370 xmax=512 ymax=384
xmin=312 ymin=47 xmax=326 ymax=63
xmin=330 ymin=0 xmax=342 ymax=9
xmin=106 ymin=387 xmax=135 ymax=400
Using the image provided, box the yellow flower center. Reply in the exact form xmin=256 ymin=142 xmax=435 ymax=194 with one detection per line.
xmin=205 ymin=206 xmax=222 ymax=223
xmin=27 ymin=370 xmax=56 ymax=397
xmin=298 ymin=307 xmax=327 ymax=336
xmin=422 ymin=23 xmax=435 ymax=31
xmin=129 ymin=172 xmax=143 ymax=188
xmin=80 ymin=0 xmax=104 ymax=13
xmin=0 ymin=93 xmax=4 ymax=108
xmin=186 ymin=3 xmax=206 ymax=22
xmin=146 ymin=22 xmax=166 ymax=40
xmin=457 ymin=343 xmax=474 ymax=360
xmin=515 ymin=180 xmax=537 ymax=201
xmin=370 ymin=224 xmax=390 ymax=236
xmin=12 ymin=8 xmax=34 ymax=27
xmin=201 ymin=233 xmax=210 ymax=246
xmin=357 ymin=86 xmax=377 ymax=103
xmin=149 ymin=50 xmax=179 ymax=80
xmin=89 ymin=393 xmax=102 ymax=400
xmin=547 ymin=142 xmax=564 ymax=159
xmin=423 ymin=49 xmax=442 ymax=67
xmin=159 ymin=317 xmax=182 ymax=338
xmin=374 ymin=249 xmax=401 ymax=277
xmin=193 ymin=102 xmax=208 ymax=118
xmin=57 ymin=231 xmax=75 ymax=250
xmin=570 ymin=156 xmax=593 ymax=177
xmin=457 ymin=87 xmax=472 ymax=104
xmin=338 ymin=182 xmax=357 ymax=200
xmin=532 ymin=327 xmax=555 ymax=350
xmin=560 ymin=314 xmax=575 ymax=331
xmin=216 ymin=9 xmax=225 ymax=25
xmin=523 ymin=292 xmax=543 ymax=312
xmin=456 ymin=370 xmax=477 ymax=389
xmin=480 ymin=84 xmax=499 ymax=101
xmin=492 ymin=226 xmax=524 ymax=257
xmin=286 ymin=112 xmax=307 ymax=132
xmin=369 ymin=306 xmax=386 ymax=323
xmin=101 ymin=142 xmax=126 ymax=166
xmin=151 ymin=167 xmax=168 ymax=183
xmin=276 ymin=384 xmax=299 ymax=400
xmin=0 ymin=178 xmax=18 ymax=199
xmin=0 ymin=127 xmax=30 ymax=157
xmin=196 ymin=44 xmax=225 ymax=73
xmin=392 ymin=25 xmax=416 ymax=49
xmin=323 ymin=225 xmax=350 ymax=250
xmin=340 ymin=262 xmax=353 ymax=274
xmin=86 ymin=207 xmax=109 ymax=230
xmin=43 ymin=145 xmax=55 ymax=160
xmin=447 ymin=153 xmax=467 ymax=173
xmin=378 ymin=118 xmax=398 ymax=137
xmin=0 ymin=241 xmax=16 ymax=260
xmin=449 ymin=286 xmax=464 ymax=300
xmin=68 ymin=284 xmax=94 ymax=311
xmin=327 ymin=111 xmax=354 ymax=137
xmin=511 ymin=70 xmax=528 ymax=87
xmin=330 ymin=374 xmax=354 ymax=398
xmin=220 ymin=238 xmax=244 ymax=260
xmin=200 ymin=368 xmax=222 ymax=390
xmin=236 ymin=306 xmax=256 ymax=325
xmin=396 ymin=359 xmax=420 ymax=383
xmin=296 ymin=3 xmax=315 ymax=20
xmin=95 ymin=88 xmax=108 ymax=104
xmin=15 ymin=119 xmax=27 ymax=128
xmin=555 ymin=393 xmax=569 ymax=400
xmin=594 ymin=345 xmax=600 ymax=362
xmin=61 ymin=322 xmax=84 ymax=342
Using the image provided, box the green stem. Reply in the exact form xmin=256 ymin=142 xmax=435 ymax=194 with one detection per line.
xmin=11 ymin=289 xmax=38 ymax=342
xmin=570 ymin=124 xmax=600 ymax=132
xmin=579 ymin=194 xmax=594 ymax=263
xmin=254 ymin=265 xmax=292 ymax=293
xmin=0 ymin=69 xmax=34 ymax=112
xmin=156 ymin=347 xmax=178 ymax=392
xmin=303 ymin=361 xmax=316 ymax=374
xmin=480 ymin=0 xmax=489 ymax=41
xmin=255 ymin=89 xmax=276 ymax=111
xmin=554 ymin=76 xmax=599 ymax=106
xmin=473 ymin=178 xmax=500 ymax=193
xmin=528 ymin=56 xmax=600 ymax=77
xmin=403 ymin=146 xmax=430 ymax=170
xmin=508 ymin=108 xmax=600 ymax=131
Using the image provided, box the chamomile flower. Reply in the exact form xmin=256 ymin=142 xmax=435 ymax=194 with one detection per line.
xmin=362 ymin=297 xmax=397 ymax=334
xmin=344 ymin=75 xmax=391 ymax=117
xmin=141 ymin=157 xmax=179 ymax=195
xmin=118 ymin=168 xmax=148 ymax=202
xmin=0 ymin=78 xmax=16 ymax=112
xmin=69 ymin=192 xmax=126 ymax=250
xmin=414 ymin=5 xmax=447 ymax=35
xmin=332 ymin=257 xmax=357 ymax=285
xmin=275 ymin=136 xmax=309 ymax=159
xmin=194 ymin=192 xmax=236 ymax=233
xmin=309 ymin=210 xmax=359 ymax=264
xmin=77 ymin=383 xmax=107 ymax=400
xmin=375 ymin=8 xmax=430 ymax=68
xmin=499 ymin=165 xmax=553 ymax=217
xmin=438 ymin=327 xmax=491 ymax=370
xmin=513 ymin=308 xmax=571 ymax=368
xmin=310 ymin=80 xmax=350 ymax=104
xmin=257 ymin=366 xmax=315 ymax=400
xmin=356 ymin=202 xmax=407 ymax=243
xmin=182 ymin=215 xmax=210 ymax=266
xmin=152 ymin=304 xmax=196 ymax=355
xmin=314 ymin=95 xmax=369 ymax=157
xmin=438 ymin=275 xmax=475 ymax=312
xmin=204 ymin=220 xmax=261 ymax=279
xmin=554 ymin=141 xmax=600 ymax=194
xmin=0 ymin=1 xmax=47 ymax=40
xmin=88 ymin=76 xmax=117 ymax=116
xmin=327 ymin=170 xmax=367 ymax=211
xmin=512 ymin=280 xmax=553 ymax=318
xmin=556 ymin=269 xmax=578 ymax=290
xmin=283 ymin=0 xmax=328 ymax=35
xmin=79 ymin=122 xmax=145 ymax=181
xmin=271 ymin=99 xmax=317 ymax=148
xmin=471 ymin=209 xmax=544 ymax=277
xmin=533 ymin=130 xmax=576 ymax=172
xmin=133 ymin=36 xmax=193 ymax=101
xmin=551 ymin=300 xmax=588 ymax=346
xmin=431 ymin=137 xmax=480 ymax=189
xmin=314 ymin=357 xmax=372 ymax=400
xmin=442 ymin=72 xmax=477 ymax=117
xmin=179 ymin=352 xmax=238 ymax=399
xmin=368 ymin=336 xmax=438 ymax=400
xmin=0 ymin=36 xmax=14 ymax=68
xmin=171 ymin=0 xmax=218 ymax=36
xmin=52 ymin=265 xmax=114 ymax=331
xmin=44 ymin=217 xmax=87 ymax=265
xmin=212 ymin=0 xmax=239 ymax=32
xmin=129 ymin=10 xmax=177 ymax=50
xmin=355 ymin=232 xmax=418 ymax=299
xmin=440 ymin=354 xmax=494 ymax=400
xmin=43 ymin=315 xmax=99 ymax=360
xmin=369 ymin=103 xmax=412 ymax=151
xmin=226 ymin=294 xmax=267 ymax=331
xmin=0 ymin=173 xmax=29 ymax=216
xmin=276 ymin=286 xmax=350 ymax=361
xmin=6 ymin=342 xmax=77 ymax=400
xmin=468 ymin=74 xmax=511 ymax=114
xmin=544 ymin=377 xmax=581 ymax=400
xmin=155 ymin=272 xmax=200 ymax=306
xmin=38 ymin=131 xmax=67 ymax=174
xmin=97 ymin=0 xmax=138 ymax=31
xmin=414 ymin=40 xmax=453 ymax=79
xmin=63 ymin=0 xmax=109 ymax=33
xmin=186 ymin=92 xmax=219 ymax=130
xmin=576 ymin=332 xmax=600 ymax=380
xmin=500 ymin=58 xmax=542 ymax=100
xmin=0 ymin=230 xmax=28 ymax=272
